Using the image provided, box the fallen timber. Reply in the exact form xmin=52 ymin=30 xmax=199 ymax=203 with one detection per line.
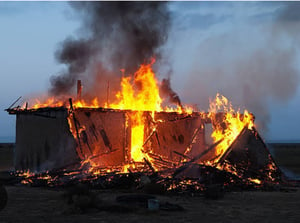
xmin=0 ymin=123 xmax=286 ymax=195
xmin=1 ymin=146 xmax=284 ymax=196
xmin=4 ymin=163 xmax=281 ymax=195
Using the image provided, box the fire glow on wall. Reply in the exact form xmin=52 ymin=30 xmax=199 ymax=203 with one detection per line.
xmin=7 ymin=62 xmax=261 ymax=173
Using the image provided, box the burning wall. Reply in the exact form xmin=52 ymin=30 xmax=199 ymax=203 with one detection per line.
xmin=6 ymin=94 xmax=281 ymax=185
xmin=9 ymin=104 xmax=279 ymax=185
xmin=8 ymin=107 xmax=207 ymax=172
xmin=6 ymin=56 xmax=279 ymax=185
xmin=6 ymin=61 xmax=264 ymax=175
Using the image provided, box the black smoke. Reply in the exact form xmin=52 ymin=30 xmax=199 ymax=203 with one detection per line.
xmin=160 ymin=78 xmax=183 ymax=110
xmin=50 ymin=1 xmax=170 ymax=96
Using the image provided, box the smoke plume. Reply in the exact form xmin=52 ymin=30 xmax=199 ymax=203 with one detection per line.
xmin=50 ymin=2 xmax=170 ymax=96
xmin=169 ymin=2 xmax=300 ymax=133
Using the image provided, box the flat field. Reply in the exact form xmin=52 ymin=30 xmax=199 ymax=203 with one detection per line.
xmin=0 ymin=144 xmax=13 ymax=172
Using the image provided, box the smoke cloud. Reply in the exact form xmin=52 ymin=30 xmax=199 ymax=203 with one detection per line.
xmin=169 ymin=2 xmax=300 ymax=133
xmin=49 ymin=2 xmax=300 ymax=135
xmin=50 ymin=1 xmax=170 ymax=97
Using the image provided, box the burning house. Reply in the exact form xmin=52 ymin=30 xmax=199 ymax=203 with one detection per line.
xmin=6 ymin=62 xmax=281 ymax=188
xmin=3 ymin=2 xmax=284 ymax=190
xmin=8 ymin=105 xmax=209 ymax=172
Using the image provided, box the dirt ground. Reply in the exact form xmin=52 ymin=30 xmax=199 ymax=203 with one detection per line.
xmin=0 ymin=185 xmax=299 ymax=223
xmin=1 ymin=144 xmax=300 ymax=222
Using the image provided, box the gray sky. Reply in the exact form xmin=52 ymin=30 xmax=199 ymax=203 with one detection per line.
xmin=0 ymin=2 xmax=299 ymax=142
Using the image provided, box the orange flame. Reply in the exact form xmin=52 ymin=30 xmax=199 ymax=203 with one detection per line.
xmin=26 ymin=61 xmax=256 ymax=174
xmin=73 ymin=98 xmax=100 ymax=108
xmin=110 ymin=61 xmax=162 ymax=162
xmin=208 ymin=93 xmax=254 ymax=162
xmin=110 ymin=60 xmax=162 ymax=112
xmin=32 ymin=97 xmax=64 ymax=109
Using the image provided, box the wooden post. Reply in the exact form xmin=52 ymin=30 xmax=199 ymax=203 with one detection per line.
xmin=106 ymin=81 xmax=109 ymax=107
xmin=77 ymin=80 xmax=82 ymax=101
xmin=7 ymin=96 xmax=22 ymax=110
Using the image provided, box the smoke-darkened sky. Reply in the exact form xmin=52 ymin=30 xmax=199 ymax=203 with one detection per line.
xmin=0 ymin=1 xmax=299 ymax=142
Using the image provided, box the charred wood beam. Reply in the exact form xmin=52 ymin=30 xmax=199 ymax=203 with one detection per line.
xmin=141 ymin=127 xmax=160 ymax=155
xmin=142 ymin=127 xmax=157 ymax=147
xmin=152 ymin=160 xmax=169 ymax=168
xmin=182 ymin=124 xmax=203 ymax=158
xmin=150 ymin=156 xmax=175 ymax=166
xmin=69 ymin=98 xmax=74 ymax=112
xmin=188 ymin=138 xmax=223 ymax=163
xmin=146 ymin=152 xmax=176 ymax=166
xmin=77 ymin=80 xmax=82 ymax=101
xmin=173 ymin=151 xmax=192 ymax=160
xmin=69 ymin=98 xmax=83 ymax=156
xmin=143 ymin=158 xmax=155 ymax=174
xmin=106 ymin=81 xmax=110 ymax=107
xmin=7 ymin=107 xmax=67 ymax=114
xmin=151 ymin=163 xmax=167 ymax=169
xmin=47 ymin=167 xmax=82 ymax=177
xmin=172 ymin=139 xmax=223 ymax=178
xmin=7 ymin=96 xmax=22 ymax=110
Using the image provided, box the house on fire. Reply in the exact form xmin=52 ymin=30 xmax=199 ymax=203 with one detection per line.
xmin=6 ymin=103 xmax=281 ymax=183
xmin=7 ymin=106 xmax=210 ymax=171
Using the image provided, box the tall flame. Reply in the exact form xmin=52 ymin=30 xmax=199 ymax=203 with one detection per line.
xmin=25 ymin=61 xmax=256 ymax=171
xmin=130 ymin=112 xmax=145 ymax=162
xmin=110 ymin=60 xmax=162 ymax=162
xmin=110 ymin=60 xmax=162 ymax=112
xmin=208 ymin=93 xmax=254 ymax=162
